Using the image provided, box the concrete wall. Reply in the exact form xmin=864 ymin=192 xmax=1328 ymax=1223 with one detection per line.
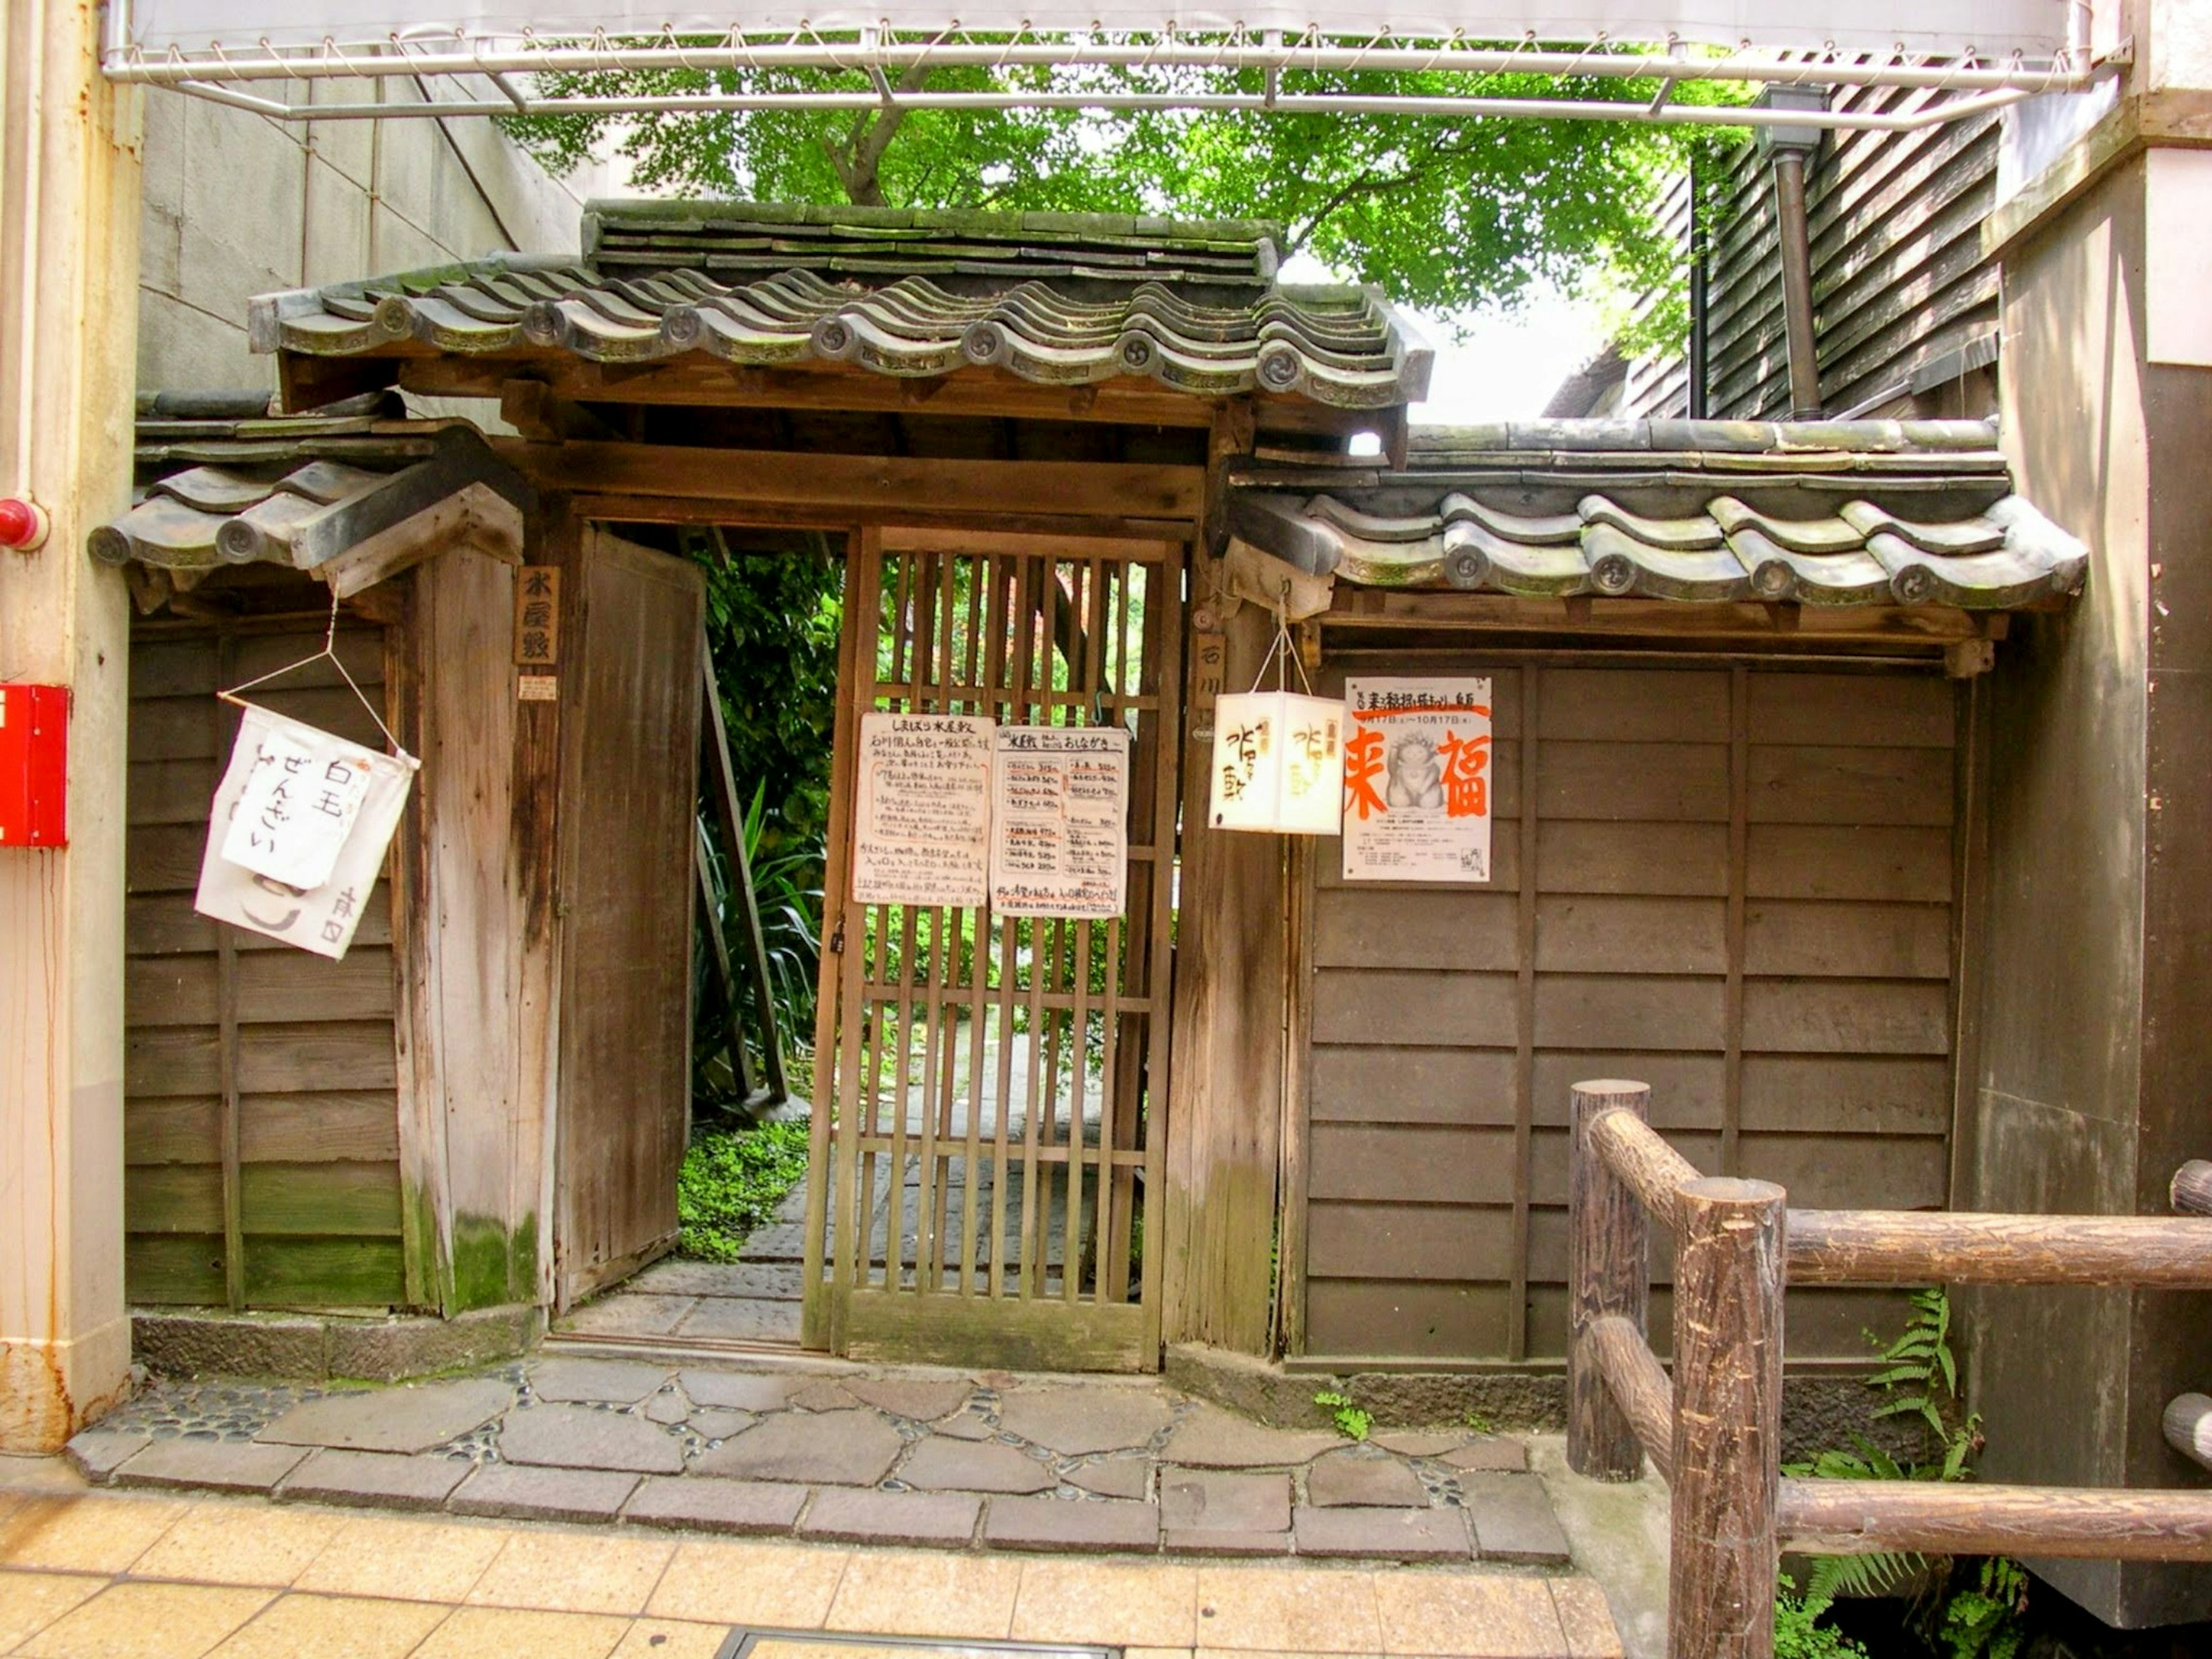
xmin=138 ymin=79 xmax=613 ymax=395
xmin=1972 ymin=147 xmax=2212 ymax=1630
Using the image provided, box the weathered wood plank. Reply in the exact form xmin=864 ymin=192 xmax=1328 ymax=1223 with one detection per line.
xmin=1532 ymin=1052 xmax=1725 ymax=1128
xmin=240 ymin=1092 xmax=400 ymax=1165
xmin=1739 ymin=1054 xmax=1951 ymax=1135
xmin=127 ymin=955 xmax=217 ymax=1027
xmin=1741 ymin=979 xmax=1951 ymax=1055
xmin=126 ymin=824 xmax=214 ymax=895
xmin=126 ymin=1027 xmax=219 ymax=1097
xmin=1309 ymin=1124 xmax=1521 ymax=1205
xmin=1540 ymin=669 xmax=1731 ymax=743
xmin=1537 ymin=741 xmax=1730 ymax=823
xmin=1535 ymin=895 xmax=1727 ymax=975
xmin=1302 ymin=1279 xmax=1512 ymax=1359
xmin=126 ymin=887 xmax=393 ymax=956
xmin=1745 ymin=672 xmax=1955 ymax=748
xmin=243 ymin=1237 xmax=406 ymax=1306
xmin=126 ymin=1097 xmax=221 ymax=1165
xmin=237 ymin=1021 xmax=398 ymax=1093
xmin=1313 ymin=888 xmax=1518 ymax=971
xmin=1745 ymin=825 xmax=1954 ymax=902
xmin=128 ymin=759 xmax=216 ymax=825
xmin=1744 ymin=901 xmax=1952 ymax=979
xmin=124 ymin=1233 xmax=228 ymax=1304
xmin=1309 ymin=1046 xmax=1520 ymax=1126
xmin=236 ymin=947 xmax=396 ymax=1024
xmin=240 ymin=1161 xmax=404 ymax=1237
xmin=1748 ymin=745 xmax=1956 ymax=827
xmin=1537 ymin=821 xmax=1729 ymax=896
xmin=126 ymin=1164 xmax=225 ymax=1233
xmin=1311 ymin=969 xmax=1519 ymax=1047
xmin=1737 ymin=1132 xmax=1948 ymax=1211
xmin=1533 ymin=975 xmax=1726 ymax=1052
xmin=1305 ymin=1201 xmax=1516 ymax=1281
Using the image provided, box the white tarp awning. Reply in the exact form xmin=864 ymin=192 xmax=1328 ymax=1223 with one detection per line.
xmin=124 ymin=0 xmax=2077 ymax=59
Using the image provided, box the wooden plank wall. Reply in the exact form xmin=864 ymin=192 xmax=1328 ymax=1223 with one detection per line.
xmin=1700 ymin=82 xmax=2000 ymax=420
xmin=1299 ymin=663 xmax=1956 ymax=1365
xmin=124 ymin=622 xmax=408 ymax=1308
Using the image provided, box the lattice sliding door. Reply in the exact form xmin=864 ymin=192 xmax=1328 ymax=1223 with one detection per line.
xmin=801 ymin=528 xmax=1184 ymax=1370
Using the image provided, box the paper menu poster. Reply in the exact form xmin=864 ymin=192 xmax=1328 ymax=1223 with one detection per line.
xmin=989 ymin=725 xmax=1130 ymax=919
xmin=851 ymin=711 xmax=995 ymax=907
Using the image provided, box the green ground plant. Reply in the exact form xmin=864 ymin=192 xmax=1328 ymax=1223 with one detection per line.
xmin=676 ymin=1119 xmax=812 ymax=1262
xmin=1313 ymin=1389 xmax=1372 ymax=1441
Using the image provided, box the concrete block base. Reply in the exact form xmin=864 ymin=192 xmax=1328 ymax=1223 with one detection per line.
xmin=132 ymin=1303 xmax=543 ymax=1384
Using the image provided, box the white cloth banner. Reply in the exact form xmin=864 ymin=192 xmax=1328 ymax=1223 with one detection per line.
xmin=196 ymin=704 xmax=419 ymax=961
xmin=126 ymin=0 xmax=2071 ymax=58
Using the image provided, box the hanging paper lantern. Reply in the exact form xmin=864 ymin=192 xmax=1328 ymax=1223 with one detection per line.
xmin=1210 ymin=690 xmax=1345 ymax=835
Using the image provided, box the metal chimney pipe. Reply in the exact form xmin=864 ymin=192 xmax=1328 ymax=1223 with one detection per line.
xmin=1772 ymin=150 xmax=1821 ymax=418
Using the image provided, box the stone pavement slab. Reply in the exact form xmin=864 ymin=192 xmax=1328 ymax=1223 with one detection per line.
xmin=1306 ymin=1446 xmax=1429 ymax=1508
xmin=1292 ymin=1505 xmax=1471 ymax=1561
xmin=995 ymin=1385 xmax=1174 ymax=1455
xmin=1442 ymin=1435 xmax=1532 ymax=1472
xmin=1158 ymin=1468 xmax=1289 ymax=1535
xmin=676 ymin=1370 xmax=813 ymax=1411
xmin=63 ymin=1430 xmax=150 ymax=1482
xmin=498 ymin=1403 xmax=686 ymax=1475
xmin=622 ymin=1475 xmax=808 ymax=1535
xmin=1158 ymin=1403 xmax=1339 ymax=1469
xmin=629 ymin=1259 xmax=804 ymax=1300
xmin=1066 ymin=1455 xmax=1150 ymax=1500
xmin=112 ymin=1439 xmax=308 ymax=1494
xmin=275 ymin=1448 xmax=471 ymax=1510
xmin=686 ymin=1408 xmax=755 ymax=1441
xmin=449 ymin=1463 xmax=640 ymax=1522
xmin=1464 ymin=1470 xmax=1574 ymax=1565
xmin=898 ymin=1437 xmax=1056 ymax=1495
xmin=255 ymin=1378 xmax=514 ymax=1454
xmin=984 ymin=1495 xmax=1159 ymax=1552
xmin=675 ymin=1297 xmax=804 ymax=1343
xmin=797 ymin=1487 xmax=981 ymax=1546
xmin=844 ymin=1377 xmax=974 ymax=1422
xmin=559 ymin=1293 xmax=698 ymax=1336
xmin=691 ymin=1408 xmax=901 ymax=1485
xmin=789 ymin=1379 xmax=861 ymax=1412
xmin=528 ymin=1358 xmax=674 ymax=1405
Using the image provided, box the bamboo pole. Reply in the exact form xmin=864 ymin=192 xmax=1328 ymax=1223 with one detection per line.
xmin=1570 ymin=1080 xmax=1654 ymax=1482
xmin=1669 ymin=1177 xmax=1786 ymax=1659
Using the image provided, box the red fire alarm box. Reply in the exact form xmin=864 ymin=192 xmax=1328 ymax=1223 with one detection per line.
xmin=0 ymin=684 xmax=69 ymax=847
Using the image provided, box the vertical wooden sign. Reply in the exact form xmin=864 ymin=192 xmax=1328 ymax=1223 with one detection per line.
xmin=516 ymin=567 xmax=561 ymax=666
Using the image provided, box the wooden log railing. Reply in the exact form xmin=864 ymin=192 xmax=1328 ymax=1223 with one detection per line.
xmin=1563 ymin=1078 xmax=2212 ymax=1659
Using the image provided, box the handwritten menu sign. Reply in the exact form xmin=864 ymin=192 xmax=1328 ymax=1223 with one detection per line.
xmin=989 ymin=726 xmax=1130 ymax=919
xmin=1341 ymin=676 xmax=1494 ymax=884
xmin=851 ymin=711 xmax=994 ymax=907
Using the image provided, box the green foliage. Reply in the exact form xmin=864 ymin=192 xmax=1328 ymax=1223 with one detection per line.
xmin=1463 ymin=1411 xmax=1496 ymax=1435
xmin=676 ymin=1120 xmax=812 ymax=1262
xmin=502 ymin=48 xmax=1753 ymax=326
xmin=1781 ymin=1290 xmax=2031 ymax=1659
xmin=1775 ymin=1582 xmax=1873 ymax=1659
xmin=1313 ymin=1389 xmax=1372 ymax=1441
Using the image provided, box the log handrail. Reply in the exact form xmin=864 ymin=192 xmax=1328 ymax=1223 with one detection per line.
xmin=1564 ymin=1076 xmax=2212 ymax=1659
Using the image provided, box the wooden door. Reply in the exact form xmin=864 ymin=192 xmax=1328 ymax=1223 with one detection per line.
xmin=801 ymin=528 xmax=1184 ymax=1370
xmin=554 ymin=528 xmax=706 ymax=1309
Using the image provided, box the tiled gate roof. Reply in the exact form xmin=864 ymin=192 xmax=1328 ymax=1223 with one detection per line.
xmin=250 ymin=203 xmax=1431 ymax=411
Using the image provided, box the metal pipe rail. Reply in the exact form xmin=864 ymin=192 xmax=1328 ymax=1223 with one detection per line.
xmin=1566 ymin=1080 xmax=2212 ymax=1659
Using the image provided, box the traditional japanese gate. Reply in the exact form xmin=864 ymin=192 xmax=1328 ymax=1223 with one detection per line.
xmin=801 ymin=527 xmax=1185 ymax=1370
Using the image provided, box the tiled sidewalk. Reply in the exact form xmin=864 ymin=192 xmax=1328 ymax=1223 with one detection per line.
xmin=0 ymin=1470 xmax=1626 ymax=1659
xmin=65 ymin=1359 xmax=1570 ymax=1566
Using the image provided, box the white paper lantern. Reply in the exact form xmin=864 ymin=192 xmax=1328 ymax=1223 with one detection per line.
xmin=1209 ymin=690 xmax=1345 ymax=835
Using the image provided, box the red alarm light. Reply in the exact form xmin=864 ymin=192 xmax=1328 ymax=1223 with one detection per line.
xmin=0 ymin=497 xmax=50 ymax=552
xmin=0 ymin=684 xmax=69 ymax=846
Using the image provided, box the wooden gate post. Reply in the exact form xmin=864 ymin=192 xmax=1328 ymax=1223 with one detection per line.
xmin=1569 ymin=1080 xmax=1653 ymax=1480
xmin=1670 ymin=1176 xmax=1786 ymax=1659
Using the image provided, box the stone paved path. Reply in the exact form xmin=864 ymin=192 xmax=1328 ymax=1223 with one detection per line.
xmin=0 ymin=1458 xmax=1626 ymax=1659
xmin=66 ymin=1357 xmax=1572 ymax=1569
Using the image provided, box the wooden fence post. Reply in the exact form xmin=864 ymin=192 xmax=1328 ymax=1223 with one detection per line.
xmin=1570 ymin=1080 xmax=1653 ymax=1480
xmin=1671 ymin=1176 xmax=1786 ymax=1659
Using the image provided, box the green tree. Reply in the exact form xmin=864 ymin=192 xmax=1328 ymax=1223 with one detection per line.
xmin=503 ymin=54 xmax=1745 ymax=321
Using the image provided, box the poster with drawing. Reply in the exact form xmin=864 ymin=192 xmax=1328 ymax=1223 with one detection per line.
xmin=1341 ymin=676 xmax=1494 ymax=884
xmin=851 ymin=711 xmax=995 ymax=907
xmin=195 ymin=703 xmax=418 ymax=960
xmin=990 ymin=725 xmax=1129 ymax=918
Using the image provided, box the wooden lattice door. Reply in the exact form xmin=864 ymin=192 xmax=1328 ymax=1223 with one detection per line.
xmin=801 ymin=527 xmax=1184 ymax=1370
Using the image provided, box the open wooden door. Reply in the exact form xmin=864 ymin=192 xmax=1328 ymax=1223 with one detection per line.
xmin=553 ymin=528 xmax=706 ymax=1310
xmin=801 ymin=527 xmax=1184 ymax=1370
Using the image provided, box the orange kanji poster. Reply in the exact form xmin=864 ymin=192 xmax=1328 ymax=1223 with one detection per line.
xmin=1341 ymin=676 xmax=1493 ymax=883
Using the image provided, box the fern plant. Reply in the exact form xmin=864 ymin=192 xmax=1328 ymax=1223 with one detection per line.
xmin=1313 ymin=1389 xmax=1372 ymax=1441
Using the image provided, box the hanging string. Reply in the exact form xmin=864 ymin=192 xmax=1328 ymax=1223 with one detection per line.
xmin=1241 ymin=578 xmax=1317 ymax=698
xmin=217 ymin=585 xmax=404 ymax=755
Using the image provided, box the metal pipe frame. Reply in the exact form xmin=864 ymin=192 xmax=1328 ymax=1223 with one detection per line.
xmin=100 ymin=6 xmax=2113 ymax=127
